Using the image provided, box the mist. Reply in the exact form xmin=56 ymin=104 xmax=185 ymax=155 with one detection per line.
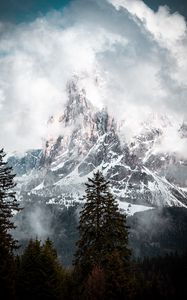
xmin=0 ymin=0 xmax=186 ymax=158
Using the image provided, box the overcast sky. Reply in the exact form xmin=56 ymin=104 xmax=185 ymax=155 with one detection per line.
xmin=0 ymin=0 xmax=187 ymax=154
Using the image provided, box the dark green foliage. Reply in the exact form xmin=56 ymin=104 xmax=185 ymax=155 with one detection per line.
xmin=0 ymin=148 xmax=21 ymax=299
xmin=83 ymin=264 xmax=106 ymax=300
xmin=0 ymin=148 xmax=21 ymax=252
xmin=16 ymin=238 xmax=67 ymax=300
xmin=134 ymin=252 xmax=187 ymax=300
xmin=14 ymin=238 xmax=187 ymax=300
xmin=74 ymin=171 xmax=131 ymax=298
xmin=0 ymin=240 xmax=16 ymax=299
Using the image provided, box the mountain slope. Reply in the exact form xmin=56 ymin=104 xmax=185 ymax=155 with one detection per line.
xmin=8 ymin=77 xmax=187 ymax=213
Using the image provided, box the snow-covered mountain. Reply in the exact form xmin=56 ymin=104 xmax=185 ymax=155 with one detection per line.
xmin=8 ymin=76 xmax=187 ymax=215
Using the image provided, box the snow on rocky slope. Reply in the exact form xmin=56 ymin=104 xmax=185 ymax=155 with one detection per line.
xmin=8 ymin=77 xmax=187 ymax=215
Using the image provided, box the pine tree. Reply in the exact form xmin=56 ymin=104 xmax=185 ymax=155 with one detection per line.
xmin=16 ymin=238 xmax=66 ymax=300
xmin=0 ymin=148 xmax=21 ymax=298
xmin=74 ymin=171 xmax=131 ymax=298
xmin=83 ymin=264 xmax=106 ymax=300
xmin=0 ymin=148 xmax=21 ymax=251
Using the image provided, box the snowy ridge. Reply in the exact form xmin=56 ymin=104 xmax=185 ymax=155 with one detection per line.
xmin=8 ymin=76 xmax=187 ymax=215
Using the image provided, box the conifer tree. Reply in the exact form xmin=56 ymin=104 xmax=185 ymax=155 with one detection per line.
xmin=0 ymin=148 xmax=21 ymax=251
xmin=16 ymin=238 xmax=65 ymax=300
xmin=83 ymin=264 xmax=106 ymax=300
xmin=0 ymin=148 xmax=21 ymax=298
xmin=74 ymin=171 xmax=131 ymax=298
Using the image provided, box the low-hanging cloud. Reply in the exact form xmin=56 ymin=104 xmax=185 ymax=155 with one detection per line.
xmin=0 ymin=0 xmax=187 ymax=156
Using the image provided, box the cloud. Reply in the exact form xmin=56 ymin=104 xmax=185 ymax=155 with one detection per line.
xmin=109 ymin=0 xmax=186 ymax=47
xmin=153 ymin=125 xmax=187 ymax=159
xmin=108 ymin=0 xmax=187 ymax=113
xmin=0 ymin=0 xmax=186 ymax=155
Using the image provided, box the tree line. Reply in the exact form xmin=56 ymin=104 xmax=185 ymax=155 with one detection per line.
xmin=0 ymin=148 xmax=187 ymax=299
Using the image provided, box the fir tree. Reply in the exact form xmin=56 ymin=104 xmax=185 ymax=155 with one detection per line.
xmin=0 ymin=148 xmax=21 ymax=298
xmin=0 ymin=148 xmax=21 ymax=251
xmin=83 ymin=264 xmax=106 ymax=300
xmin=16 ymin=238 xmax=66 ymax=300
xmin=74 ymin=171 xmax=131 ymax=298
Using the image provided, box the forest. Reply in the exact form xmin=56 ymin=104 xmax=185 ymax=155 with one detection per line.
xmin=0 ymin=148 xmax=187 ymax=300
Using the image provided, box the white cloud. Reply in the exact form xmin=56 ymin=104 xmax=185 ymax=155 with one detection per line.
xmin=108 ymin=0 xmax=187 ymax=111
xmin=0 ymin=0 xmax=186 ymax=156
xmin=154 ymin=126 xmax=187 ymax=159
xmin=108 ymin=0 xmax=186 ymax=47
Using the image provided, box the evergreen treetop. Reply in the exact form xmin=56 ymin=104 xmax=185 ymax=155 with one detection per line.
xmin=0 ymin=148 xmax=21 ymax=299
xmin=74 ymin=171 xmax=131 ymax=276
xmin=0 ymin=148 xmax=21 ymax=253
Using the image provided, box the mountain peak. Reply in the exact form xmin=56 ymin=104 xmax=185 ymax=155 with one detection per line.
xmin=60 ymin=76 xmax=94 ymax=125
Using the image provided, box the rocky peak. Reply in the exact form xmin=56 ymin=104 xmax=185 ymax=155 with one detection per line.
xmin=60 ymin=76 xmax=94 ymax=125
xmin=10 ymin=76 xmax=187 ymax=211
xmin=180 ymin=122 xmax=187 ymax=138
xmin=95 ymin=108 xmax=116 ymax=135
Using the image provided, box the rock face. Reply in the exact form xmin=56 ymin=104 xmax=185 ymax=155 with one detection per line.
xmin=9 ymin=77 xmax=187 ymax=214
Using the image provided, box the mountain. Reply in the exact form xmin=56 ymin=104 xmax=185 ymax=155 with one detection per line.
xmin=8 ymin=76 xmax=187 ymax=214
xmin=8 ymin=75 xmax=187 ymax=266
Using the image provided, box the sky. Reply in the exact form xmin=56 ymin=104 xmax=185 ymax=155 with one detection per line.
xmin=0 ymin=0 xmax=187 ymax=155
xmin=0 ymin=0 xmax=186 ymax=22
xmin=0 ymin=0 xmax=70 ymax=22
